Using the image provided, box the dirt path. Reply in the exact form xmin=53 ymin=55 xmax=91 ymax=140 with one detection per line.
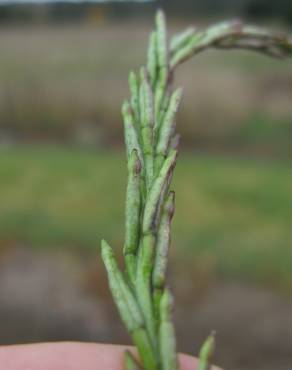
xmin=0 ymin=247 xmax=291 ymax=370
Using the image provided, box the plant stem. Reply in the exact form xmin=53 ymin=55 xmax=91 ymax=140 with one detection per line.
xmin=101 ymin=9 xmax=292 ymax=370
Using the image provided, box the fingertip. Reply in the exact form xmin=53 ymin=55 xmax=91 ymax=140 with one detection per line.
xmin=179 ymin=352 xmax=220 ymax=370
xmin=179 ymin=353 xmax=199 ymax=370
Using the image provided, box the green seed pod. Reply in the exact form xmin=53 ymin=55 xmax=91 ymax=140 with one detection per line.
xmin=100 ymin=11 xmax=292 ymax=370
xmin=154 ymin=86 xmax=165 ymax=128
xmin=155 ymin=10 xmax=169 ymax=122
xmin=153 ymin=287 xmax=162 ymax=328
xmin=198 ymin=332 xmax=216 ymax=370
xmin=170 ymin=33 xmax=204 ymax=69
xmin=152 ymin=167 xmax=173 ymax=228
xmin=129 ymin=71 xmax=140 ymax=123
xmin=139 ymin=70 xmax=146 ymax=126
xmin=124 ymin=351 xmax=142 ymax=370
xmin=170 ymin=23 xmax=233 ymax=69
xmin=147 ymin=31 xmax=158 ymax=88
xmin=124 ymin=149 xmax=142 ymax=283
xmin=154 ymin=89 xmax=171 ymax=136
xmin=143 ymin=150 xmax=177 ymax=234
xmin=156 ymin=10 xmax=168 ymax=71
xmin=122 ymin=100 xmax=143 ymax=163
xmin=132 ymin=327 xmax=159 ymax=370
xmin=156 ymin=88 xmax=183 ymax=158
xmin=171 ymin=20 xmax=292 ymax=69
xmin=159 ymin=289 xmax=177 ymax=370
xmin=217 ymin=23 xmax=292 ymax=58
xmin=170 ymin=27 xmax=196 ymax=54
xmin=153 ymin=191 xmax=175 ymax=290
xmin=136 ymin=233 xmax=156 ymax=346
xmin=200 ymin=21 xmax=233 ymax=45
xmin=143 ymin=70 xmax=155 ymax=131
xmin=140 ymin=68 xmax=154 ymax=188
xmin=101 ymin=240 xmax=144 ymax=333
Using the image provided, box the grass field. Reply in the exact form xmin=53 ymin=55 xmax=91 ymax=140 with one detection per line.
xmin=1 ymin=21 xmax=292 ymax=154
xmin=0 ymin=146 xmax=291 ymax=291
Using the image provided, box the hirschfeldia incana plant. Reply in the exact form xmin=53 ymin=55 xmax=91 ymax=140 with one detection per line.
xmin=101 ymin=10 xmax=292 ymax=370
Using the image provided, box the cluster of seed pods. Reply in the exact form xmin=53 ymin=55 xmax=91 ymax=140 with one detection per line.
xmin=101 ymin=10 xmax=292 ymax=370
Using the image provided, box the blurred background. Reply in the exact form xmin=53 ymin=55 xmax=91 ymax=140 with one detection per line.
xmin=0 ymin=1 xmax=292 ymax=369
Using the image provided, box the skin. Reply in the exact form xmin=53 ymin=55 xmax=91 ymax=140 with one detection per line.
xmin=0 ymin=342 xmax=221 ymax=370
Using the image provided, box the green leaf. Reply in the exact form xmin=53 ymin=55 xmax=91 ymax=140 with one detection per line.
xmin=198 ymin=332 xmax=216 ymax=370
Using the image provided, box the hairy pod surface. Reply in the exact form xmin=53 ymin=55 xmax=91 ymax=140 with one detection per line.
xmin=101 ymin=9 xmax=292 ymax=370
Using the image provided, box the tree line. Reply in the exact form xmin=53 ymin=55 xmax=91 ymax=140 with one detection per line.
xmin=0 ymin=0 xmax=291 ymax=24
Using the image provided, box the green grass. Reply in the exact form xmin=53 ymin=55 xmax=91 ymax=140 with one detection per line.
xmin=0 ymin=146 xmax=291 ymax=290
xmin=235 ymin=114 xmax=292 ymax=155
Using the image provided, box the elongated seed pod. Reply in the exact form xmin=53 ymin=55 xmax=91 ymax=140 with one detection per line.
xmin=170 ymin=33 xmax=205 ymax=69
xmin=122 ymin=100 xmax=143 ymax=162
xmin=101 ymin=240 xmax=144 ymax=333
xmin=157 ymin=89 xmax=182 ymax=154
xmin=214 ymin=24 xmax=292 ymax=58
xmin=155 ymin=88 xmax=182 ymax=172
xmin=135 ymin=234 xmax=156 ymax=346
xmin=124 ymin=149 xmax=142 ymax=284
xmin=129 ymin=71 xmax=140 ymax=123
xmin=153 ymin=191 xmax=175 ymax=290
xmin=159 ymin=289 xmax=177 ymax=370
xmin=132 ymin=327 xmax=159 ymax=370
xmin=199 ymin=21 xmax=235 ymax=45
xmin=143 ymin=149 xmax=177 ymax=234
xmin=170 ymin=23 xmax=237 ymax=69
xmin=143 ymin=71 xmax=155 ymax=133
xmin=171 ymin=23 xmax=239 ymax=68
xmin=155 ymin=10 xmax=168 ymax=123
xmin=198 ymin=332 xmax=216 ymax=370
xmin=170 ymin=27 xmax=196 ymax=54
xmin=156 ymin=10 xmax=168 ymax=75
xmin=152 ymin=191 xmax=175 ymax=324
xmin=171 ymin=20 xmax=292 ymax=69
xmin=137 ymin=75 xmax=148 ymax=200
xmin=153 ymin=287 xmax=162 ymax=329
xmin=139 ymin=71 xmax=146 ymax=126
xmin=124 ymin=351 xmax=142 ymax=370
xmin=154 ymin=89 xmax=171 ymax=136
xmin=147 ymin=31 xmax=158 ymax=89
xmin=155 ymin=85 xmax=166 ymax=128
xmin=152 ymin=166 xmax=173 ymax=230
xmin=140 ymin=68 xmax=154 ymax=189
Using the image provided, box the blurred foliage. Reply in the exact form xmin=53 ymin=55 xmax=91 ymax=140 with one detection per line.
xmin=0 ymin=147 xmax=291 ymax=291
xmin=0 ymin=1 xmax=292 ymax=24
xmin=0 ymin=21 xmax=292 ymax=158
xmin=0 ymin=3 xmax=292 ymax=297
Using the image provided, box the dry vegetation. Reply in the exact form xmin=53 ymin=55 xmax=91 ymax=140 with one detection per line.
xmin=0 ymin=20 xmax=292 ymax=155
